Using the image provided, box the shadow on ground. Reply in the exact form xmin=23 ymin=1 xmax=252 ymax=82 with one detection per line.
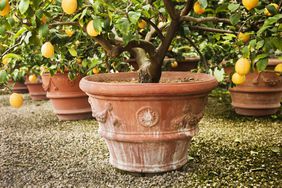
xmin=0 ymin=90 xmax=281 ymax=187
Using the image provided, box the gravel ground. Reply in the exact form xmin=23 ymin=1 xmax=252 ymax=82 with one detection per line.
xmin=0 ymin=90 xmax=281 ymax=187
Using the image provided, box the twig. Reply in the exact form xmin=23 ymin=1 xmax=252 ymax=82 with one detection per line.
xmin=183 ymin=35 xmax=209 ymax=72
xmin=142 ymin=17 xmax=165 ymax=41
xmin=181 ymin=16 xmax=231 ymax=24
xmin=189 ymin=26 xmax=237 ymax=34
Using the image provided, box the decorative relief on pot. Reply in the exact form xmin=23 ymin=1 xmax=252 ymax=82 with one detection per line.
xmin=88 ymin=98 xmax=121 ymax=126
xmin=171 ymin=104 xmax=203 ymax=130
xmin=136 ymin=107 xmax=159 ymax=128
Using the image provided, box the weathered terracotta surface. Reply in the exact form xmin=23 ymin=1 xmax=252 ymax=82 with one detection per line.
xmin=25 ymin=77 xmax=48 ymax=101
xmin=80 ymin=72 xmax=217 ymax=173
xmin=229 ymin=72 xmax=282 ymax=116
xmin=42 ymin=73 xmax=92 ymax=121
xmin=127 ymin=57 xmax=199 ymax=71
xmin=8 ymin=81 xmax=28 ymax=93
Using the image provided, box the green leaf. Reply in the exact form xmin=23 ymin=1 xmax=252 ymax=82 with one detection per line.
xmin=241 ymin=46 xmax=249 ymax=58
xmin=128 ymin=11 xmax=141 ymax=24
xmin=19 ymin=0 xmax=30 ymax=15
xmin=198 ymin=0 xmax=207 ymax=8
xmin=256 ymin=58 xmax=268 ymax=72
xmin=266 ymin=4 xmax=278 ymax=15
xmin=257 ymin=14 xmax=282 ymax=36
xmin=92 ymin=17 xmax=104 ymax=33
xmin=256 ymin=40 xmax=264 ymax=50
xmin=228 ymin=4 xmax=240 ymax=12
xmin=0 ymin=70 xmax=8 ymax=84
xmin=213 ymin=67 xmax=225 ymax=82
xmin=68 ymin=48 xmax=77 ymax=57
xmin=0 ymin=0 xmax=6 ymax=11
xmin=38 ymin=25 xmax=48 ymax=38
xmin=230 ymin=13 xmax=241 ymax=25
xmin=3 ymin=53 xmax=22 ymax=60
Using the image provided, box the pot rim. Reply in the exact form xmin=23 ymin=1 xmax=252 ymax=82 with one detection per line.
xmin=80 ymin=72 xmax=218 ymax=97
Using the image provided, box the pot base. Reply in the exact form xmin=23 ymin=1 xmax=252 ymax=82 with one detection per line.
xmin=107 ymin=139 xmax=190 ymax=173
xmin=234 ymin=108 xmax=279 ymax=117
xmin=57 ymin=113 xmax=93 ymax=121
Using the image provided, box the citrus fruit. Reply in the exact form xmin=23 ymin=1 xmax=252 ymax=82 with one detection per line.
xmin=65 ymin=29 xmax=74 ymax=37
xmin=232 ymin=73 xmax=246 ymax=85
xmin=193 ymin=1 xmax=205 ymax=15
xmin=92 ymin=68 xmax=99 ymax=74
xmin=41 ymin=15 xmax=47 ymax=24
xmin=138 ymin=20 xmax=147 ymax=29
xmin=76 ymin=58 xmax=82 ymax=64
xmin=264 ymin=3 xmax=279 ymax=16
xmin=0 ymin=0 xmax=10 ymax=17
xmin=9 ymin=93 xmax=23 ymax=108
xmin=2 ymin=57 xmax=9 ymax=65
xmin=41 ymin=42 xmax=54 ymax=58
xmin=61 ymin=0 xmax=77 ymax=14
xmin=28 ymin=75 xmax=37 ymax=83
xmin=171 ymin=61 xmax=178 ymax=68
xmin=238 ymin=32 xmax=250 ymax=43
xmin=235 ymin=58 xmax=251 ymax=75
xmin=242 ymin=0 xmax=259 ymax=11
xmin=86 ymin=20 xmax=100 ymax=37
xmin=274 ymin=63 xmax=282 ymax=75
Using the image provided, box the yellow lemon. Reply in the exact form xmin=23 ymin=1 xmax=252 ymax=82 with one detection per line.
xmin=235 ymin=58 xmax=251 ymax=75
xmin=61 ymin=0 xmax=77 ymax=14
xmin=138 ymin=20 xmax=147 ymax=29
xmin=0 ymin=0 xmax=10 ymax=17
xmin=171 ymin=61 xmax=178 ymax=68
xmin=274 ymin=63 xmax=282 ymax=75
xmin=65 ymin=29 xmax=74 ymax=37
xmin=41 ymin=42 xmax=54 ymax=58
xmin=193 ymin=1 xmax=205 ymax=15
xmin=242 ymin=0 xmax=259 ymax=11
xmin=41 ymin=15 xmax=47 ymax=24
xmin=232 ymin=73 xmax=246 ymax=85
xmin=238 ymin=32 xmax=250 ymax=43
xmin=2 ymin=57 xmax=9 ymax=65
xmin=92 ymin=67 xmax=99 ymax=74
xmin=9 ymin=93 xmax=24 ymax=108
xmin=28 ymin=75 xmax=37 ymax=83
xmin=86 ymin=20 xmax=100 ymax=37
xmin=264 ymin=3 xmax=279 ymax=16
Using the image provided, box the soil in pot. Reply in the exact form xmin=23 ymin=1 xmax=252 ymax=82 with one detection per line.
xmin=229 ymin=71 xmax=282 ymax=116
xmin=80 ymin=72 xmax=217 ymax=173
xmin=42 ymin=73 xmax=92 ymax=121
xmin=25 ymin=76 xmax=48 ymax=101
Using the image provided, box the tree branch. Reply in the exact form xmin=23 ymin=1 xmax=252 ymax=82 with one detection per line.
xmin=142 ymin=17 xmax=165 ymax=41
xmin=189 ymin=26 xmax=237 ymax=34
xmin=181 ymin=16 xmax=231 ymax=24
xmin=49 ymin=22 xmax=80 ymax=28
xmin=93 ymin=35 xmax=115 ymax=56
xmin=181 ymin=0 xmax=195 ymax=16
xmin=163 ymin=0 xmax=179 ymax=20
xmin=111 ymin=40 xmax=156 ymax=58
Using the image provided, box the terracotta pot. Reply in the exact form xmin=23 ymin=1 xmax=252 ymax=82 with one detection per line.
xmin=25 ymin=77 xmax=48 ymax=101
xmin=42 ymin=73 xmax=92 ymax=121
xmin=80 ymin=72 xmax=217 ymax=173
xmin=127 ymin=57 xmax=199 ymax=71
xmin=229 ymin=72 xmax=282 ymax=116
xmin=8 ymin=81 xmax=29 ymax=94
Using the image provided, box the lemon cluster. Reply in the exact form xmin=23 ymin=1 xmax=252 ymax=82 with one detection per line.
xmin=232 ymin=58 xmax=251 ymax=85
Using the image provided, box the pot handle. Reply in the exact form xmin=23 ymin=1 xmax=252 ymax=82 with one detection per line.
xmin=42 ymin=77 xmax=51 ymax=91
xmin=42 ymin=77 xmax=58 ymax=91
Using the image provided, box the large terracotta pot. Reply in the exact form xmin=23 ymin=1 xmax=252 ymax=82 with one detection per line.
xmin=80 ymin=72 xmax=217 ymax=173
xmin=8 ymin=81 xmax=29 ymax=93
xmin=25 ymin=77 xmax=48 ymax=101
xmin=229 ymin=72 xmax=282 ymax=116
xmin=42 ymin=73 xmax=92 ymax=121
